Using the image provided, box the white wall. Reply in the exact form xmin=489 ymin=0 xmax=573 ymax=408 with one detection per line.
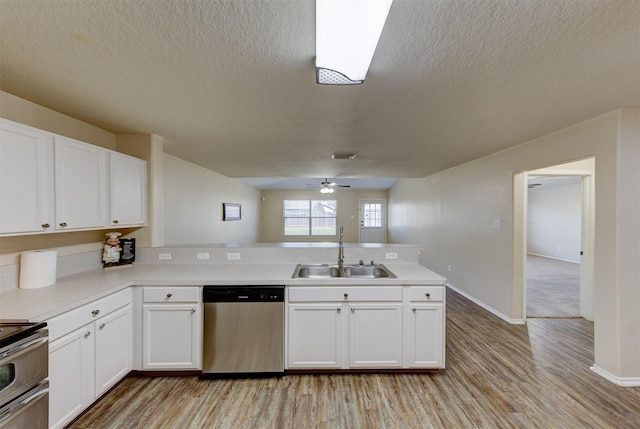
xmin=527 ymin=182 xmax=582 ymax=263
xmin=388 ymin=109 xmax=640 ymax=382
xmin=163 ymin=154 xmax=261 ymax=244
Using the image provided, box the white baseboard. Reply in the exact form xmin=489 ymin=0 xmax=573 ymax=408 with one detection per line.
xmin=590 ymin=365 xmax=640 ymax=387
xmin=446 ymin=283 xmax=525 ymax=325
xmin=527 ymin=252 xmax=580 ymax=265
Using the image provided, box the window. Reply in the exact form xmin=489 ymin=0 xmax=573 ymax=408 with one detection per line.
xmin=362 ymin=202 xmax=382 ymax=227
xmin=284 ymin=200 xmax=337 ymax=236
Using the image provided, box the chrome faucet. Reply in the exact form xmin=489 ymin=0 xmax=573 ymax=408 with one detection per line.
xmin=338 ymin=226 xmax=344 ymax=268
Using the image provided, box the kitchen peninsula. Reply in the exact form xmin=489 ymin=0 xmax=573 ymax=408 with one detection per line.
xmin=0 ymin=243 xmax=446 ymax=429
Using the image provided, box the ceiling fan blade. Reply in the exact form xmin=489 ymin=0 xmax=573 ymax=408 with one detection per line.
xmin=337 ymin=185 xmax=351 ymax=188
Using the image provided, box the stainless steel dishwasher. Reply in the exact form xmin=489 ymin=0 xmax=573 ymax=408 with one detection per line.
xmin=202 ymin=285 xmax=284 ymax=376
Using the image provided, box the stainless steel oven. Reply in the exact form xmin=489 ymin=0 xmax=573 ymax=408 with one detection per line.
xmin=0 ymin=323 xmax=49 ymax=429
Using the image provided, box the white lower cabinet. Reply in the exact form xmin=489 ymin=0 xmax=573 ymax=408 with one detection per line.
xmin=404 ymin=286 xmax=446 ymax=369
xmin=141 ymin=287 xmax=202 ymax=370
xmin=287 ymin=303 xmax=344 ymax=368
xmin=287 ymin=286 xmax=404 ymax=370
xmin=405 ymin=304 xmax=444 ymax=367
xmin=47 ymin=290 xmax=132 ymax=429
xmin=95 ymin=306 xmax=132 ymax=395
xmin=349 ymin=303 xmax=403 ymax=368
xmin=48 ymin=325 xmax=94 ymax=429
xmin=286 ymin=285 xmax=445 ymax=370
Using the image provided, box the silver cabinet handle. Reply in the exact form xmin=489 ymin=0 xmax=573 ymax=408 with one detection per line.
xmin=425 ymin=293 xmax=431 ymax=299
xmin=91 ymin=309 xmax=100 ymax=316
xmin=113 ymin=219 xmax=119 ymax=224
xmin=84 ymin=331 xmax=91 ymax=338
xmin=99 ymin=323 xmax=106 ymax=329
xmin=41 ymin=223 xmax=50 ymax=228
xmin=351 ymin=307 xmax=355 ymax=313
xmin=59 ymin=222 xmax=67 ymax=227
xmin=191 ymin=308 xmax=196 ymax=313
xmin=343 ymin=293 xmax=348 ymax=299
xmin=412 ymin=308 xmax=417 ymax=312
xmin=337 ymin=308 xmax=341 ymax=313
xmin=166 ymin=293 xmax=173 ymax=298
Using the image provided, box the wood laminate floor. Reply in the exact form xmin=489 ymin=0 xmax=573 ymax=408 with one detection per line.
xmin=70 ymin=289 xmax=640 ymax=429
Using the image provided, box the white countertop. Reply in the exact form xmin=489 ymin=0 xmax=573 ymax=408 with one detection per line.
xmin=0 ymin=263 xmax=446 ymax=323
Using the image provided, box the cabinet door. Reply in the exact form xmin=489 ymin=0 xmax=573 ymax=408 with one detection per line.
xmin=287 ymin=303 xmax=343 ymax=369
xmin=142 ymin=304 xmax=201 ymax=369
xmin=54 ymin=137 xmax=107 ymax=230
xmin=49 ymin=325 xmax=95 ymax=429
xmin=0 ymin=120 xmax=54 ymax=234
xmin=349 ymin=303 xmax=403 ymax=368
xmin=109 ymin=152 xmax=146 ymax=226
xmin=405 ymin=303 xmax=444 ymax=368
xmin=95 ymin=305 xmax=132 ymax=396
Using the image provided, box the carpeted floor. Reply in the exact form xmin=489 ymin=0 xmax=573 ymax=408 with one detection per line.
xmin=526 ymin=254 xmax=580 ymax=318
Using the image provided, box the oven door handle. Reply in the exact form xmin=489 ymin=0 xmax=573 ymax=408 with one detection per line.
xmin=0 ymin=335 xmax=48 ymax=362
xmin=0 ymin=385 xmax=49 ymax=421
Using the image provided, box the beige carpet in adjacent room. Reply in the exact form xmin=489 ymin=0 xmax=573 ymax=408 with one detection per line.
xmin=526 ymin=254 xmax=580 ymax=318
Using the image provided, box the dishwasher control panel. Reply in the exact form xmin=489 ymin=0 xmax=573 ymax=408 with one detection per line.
xmin=203 ymin=285 xmax=285 ymax=302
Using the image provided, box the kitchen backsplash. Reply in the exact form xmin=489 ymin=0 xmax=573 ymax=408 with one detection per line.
xmin=1 ymin=244 xmax=421 ymax=291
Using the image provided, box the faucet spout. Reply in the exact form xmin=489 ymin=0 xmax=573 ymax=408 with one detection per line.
xmin=338 ymin=226 xmax=344 ymax=268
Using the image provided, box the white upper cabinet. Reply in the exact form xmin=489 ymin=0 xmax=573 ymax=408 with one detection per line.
xmin=0 ymin=119 xmax=147 ymax=235
xmin=54 ymin=136 xmax=108 ymax=230
xmin=0 ymin=119 xmax=54 ymax=234
xmin=109 ymin=152 xmax=146 ymax=227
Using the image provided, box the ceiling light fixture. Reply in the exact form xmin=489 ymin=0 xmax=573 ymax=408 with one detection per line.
xmin=316 ymin=0 xmax=394 ymax=85
xmin=320 ymin=186 xmax=335 ymax=194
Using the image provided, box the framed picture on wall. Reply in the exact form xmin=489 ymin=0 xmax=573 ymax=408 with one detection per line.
xmin=223 ymin=203 xmax=241 ymax=221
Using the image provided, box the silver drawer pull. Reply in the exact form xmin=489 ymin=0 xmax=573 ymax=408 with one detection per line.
xmin=425 ymin=293 xmax=431 ymax=299
xmin=91 ymin=309 xmax=100 ymax=316
xmin=343 ymin=293 xmax=348 ymax=299
xmin=59 ymin=222 xmax=67 ymax=227
xmin=41 ymin=223 xmax=50 ymax=228
xmin=337 ymin=308 xmax=341 ymax=313
xmin=99 ymin=323 xmax=106 ymax=329
xmin=412 ymin=308 xmax=417 ymax=312
xmin=84 ymin=331 xmax=91 ymax=338
xmin=113 ymin=219 xmax=119 ymax=224
xmin=166 ymin=293 xmax=173 ymax=298
xmin=351 ymin=307 xmax=355 ymax=313
xmin=191 ymin=308 xmax=196 ymax=313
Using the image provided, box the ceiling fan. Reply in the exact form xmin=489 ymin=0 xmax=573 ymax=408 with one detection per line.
xmin=307 ymin=178 xmax=351 ymax=193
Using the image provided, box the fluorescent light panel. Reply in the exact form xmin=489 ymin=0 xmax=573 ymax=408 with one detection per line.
xmin=316 ymin=0 xmax=393 ymax=85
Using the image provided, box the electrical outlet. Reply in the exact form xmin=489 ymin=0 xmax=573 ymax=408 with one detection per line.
xmin=158 ymin=253 xmax=172 ymax=260
xmin=197 ymin=253 xmax=210 ymax=260
xmin=385 ymin=252 xmax=398 ymax=260
xmin=227 ymin=252 xmax=241 ymax=260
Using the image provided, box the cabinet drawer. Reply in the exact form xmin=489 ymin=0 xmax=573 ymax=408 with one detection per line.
xmin=408 ymin=286 xmax=444 ymax=302
xmin=143 ymin=286 xmax=200 ymax=303
xmin=288 ymin=286 xmax=402 ymax=302
xmin=48 ymin=288 xmax=131 ymax=341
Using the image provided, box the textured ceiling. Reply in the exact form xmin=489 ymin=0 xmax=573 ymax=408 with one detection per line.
xmin=1 ymin=0 xmax=638 ymax=189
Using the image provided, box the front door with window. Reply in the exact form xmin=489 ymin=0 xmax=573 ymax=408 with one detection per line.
xmin=359 ymin=199 xmax=386 ymax=243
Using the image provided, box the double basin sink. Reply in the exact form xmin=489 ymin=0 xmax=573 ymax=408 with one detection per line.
xmin=292 ymin=263 xmax=397 ymax=279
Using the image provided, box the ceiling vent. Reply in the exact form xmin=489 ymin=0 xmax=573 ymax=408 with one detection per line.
xmin=331 ymin=153 xmax=357 ymax=160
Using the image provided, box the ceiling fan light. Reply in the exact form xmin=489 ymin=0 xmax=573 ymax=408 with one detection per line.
xmin=320 ymin=186 xmax=334 ymax=194
xmin=316 ymin=0 xmax=393 ymax=85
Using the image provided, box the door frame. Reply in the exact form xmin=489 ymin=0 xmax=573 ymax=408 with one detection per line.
xmin=513 ymin=169 xmax=595 ymax=321
xmin=358 ymin=199 xmax=387 ymax=243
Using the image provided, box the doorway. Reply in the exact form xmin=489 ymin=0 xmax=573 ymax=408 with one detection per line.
xmin=513 ymin=158 xmax=595 ymax=322
xmin=526 ymin=176 xmax=582 ymax=318
xmin=359 ymin=199 xmax=386 ymax=243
